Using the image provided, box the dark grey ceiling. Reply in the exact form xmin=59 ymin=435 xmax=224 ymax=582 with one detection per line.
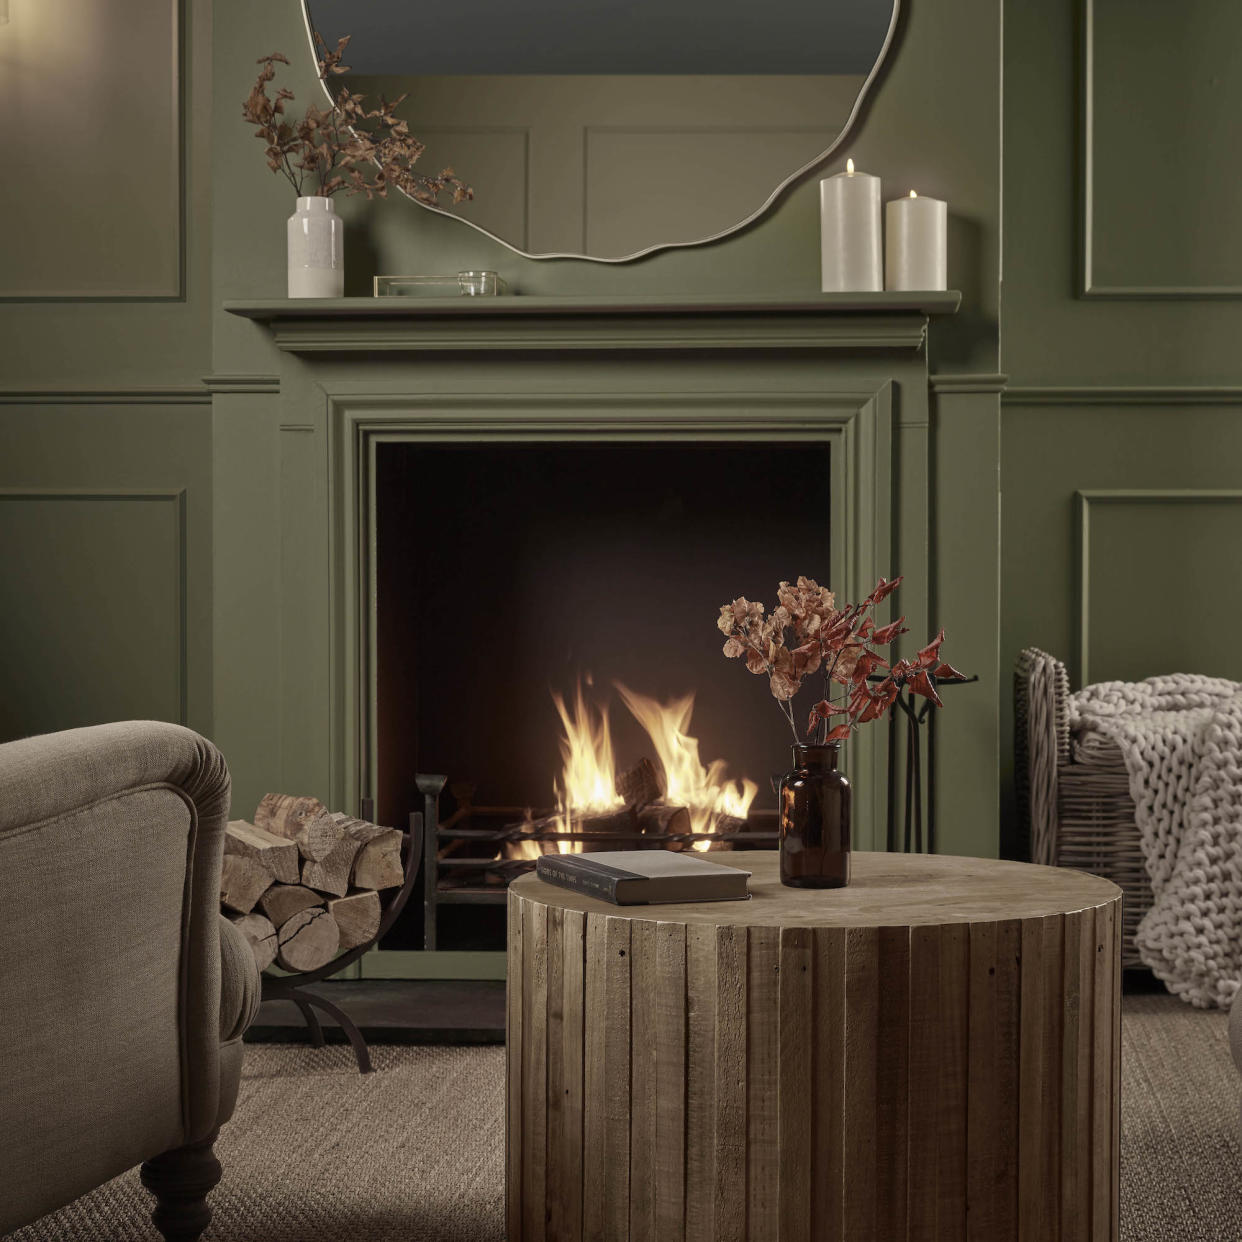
xmin=304 ymin=0 xmax=894 ymax=77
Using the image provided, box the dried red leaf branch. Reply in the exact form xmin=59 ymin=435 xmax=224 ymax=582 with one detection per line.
xmin=716 ymin=575 xmax=962 ymax=744
xmin=242 ymin=33 xmax=473 ymax=207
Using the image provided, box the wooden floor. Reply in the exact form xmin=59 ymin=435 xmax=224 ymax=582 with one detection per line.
xmin=247 ymin=979 xmax=506 ymax=1044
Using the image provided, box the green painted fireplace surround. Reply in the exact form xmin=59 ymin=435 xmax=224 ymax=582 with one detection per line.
xmin=218 ymin=291 xmax=994 ymax=975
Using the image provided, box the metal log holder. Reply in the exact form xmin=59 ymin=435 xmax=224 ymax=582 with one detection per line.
xmin=882 ymin=674 xmax=979 ymax=854
xmin=259 ymin=797 xmax=424 ymax=1075
xmin=417 ymin=774 xmax=779 ymax=951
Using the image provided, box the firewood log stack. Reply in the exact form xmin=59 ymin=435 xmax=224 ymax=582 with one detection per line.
xmin=220 ymin=794 xmax=401 ymax=972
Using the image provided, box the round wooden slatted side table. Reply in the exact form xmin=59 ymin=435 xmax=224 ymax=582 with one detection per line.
xmin=506 ymin=850 xmax=1121 ymax=1242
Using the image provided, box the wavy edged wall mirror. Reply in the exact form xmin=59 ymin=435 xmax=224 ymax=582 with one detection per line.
xmin=302 ymin=0 xmax=901 ymax=263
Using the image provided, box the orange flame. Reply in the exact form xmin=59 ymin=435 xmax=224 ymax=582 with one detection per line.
xmin=614 ymin=683 xmax=758 ymax=850
xmin=507 ymin=678 xmax=757 ymax=857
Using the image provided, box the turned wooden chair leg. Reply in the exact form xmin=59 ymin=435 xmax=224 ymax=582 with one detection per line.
xmin=139 ymin=1130 xmax=222 ymax=1242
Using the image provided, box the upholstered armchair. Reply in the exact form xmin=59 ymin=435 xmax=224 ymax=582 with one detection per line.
xmin=0 ymin=721 xmax=260 ymax=1241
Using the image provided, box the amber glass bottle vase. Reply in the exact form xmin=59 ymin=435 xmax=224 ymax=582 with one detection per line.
xmin=778 ymin=742 xmax=851 ymax=888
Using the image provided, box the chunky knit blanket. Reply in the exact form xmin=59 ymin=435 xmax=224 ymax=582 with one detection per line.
xmin=1069 ymin=674 xmax=1242 ymax=1009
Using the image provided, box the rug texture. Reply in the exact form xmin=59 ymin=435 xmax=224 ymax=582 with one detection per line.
xmin=5 ymin=995 xmax=1241 ymax=1241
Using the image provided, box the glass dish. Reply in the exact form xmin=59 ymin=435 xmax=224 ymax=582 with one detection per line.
xmin=373 ymin=272 xmax=509 ymax=298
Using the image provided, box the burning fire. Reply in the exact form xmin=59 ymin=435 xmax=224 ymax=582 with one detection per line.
xmin=552 ymin=681 xmax=625 ymax=832
xmin=614 ymin=684 xmax=758 ymax=844
xmin=509 ymin=678 xmax=758 ymax=858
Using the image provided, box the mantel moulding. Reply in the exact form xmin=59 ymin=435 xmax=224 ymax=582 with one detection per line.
xmin=225 ymin=293 xmax=959 ymax=355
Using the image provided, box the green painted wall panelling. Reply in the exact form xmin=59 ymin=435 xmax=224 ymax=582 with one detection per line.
xmin=0 ymin=404 xmax=212 ymax=742
xmin=1000 ymin=0 xmax=1242 ymax=857
xmin=1004 ymin=0 xmax=1242 ymax=387
xmin=1083 ymin=0 xmax=1242 ymax=297
xmin=0 ymin=0 xmax=213 ymax=389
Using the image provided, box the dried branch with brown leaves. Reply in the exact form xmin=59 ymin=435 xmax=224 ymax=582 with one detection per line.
xmin=717 ymin=575 xmax=965 ymax=744
xmin=242 ymin=33 xmax=473 ymax=207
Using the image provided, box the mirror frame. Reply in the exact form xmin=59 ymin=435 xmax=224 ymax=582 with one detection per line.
xmin=299 ymin=0 xmax=903 ymax=264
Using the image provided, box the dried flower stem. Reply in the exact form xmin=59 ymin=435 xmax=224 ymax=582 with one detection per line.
xmin=242 ymin=34 xmax=473 ymax=207
xmin=717 ymin=576 xmax=964 ymax=746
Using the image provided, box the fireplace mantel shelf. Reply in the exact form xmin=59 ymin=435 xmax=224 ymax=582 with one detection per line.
xmin=225 ymin=291 xmax=960 ymax=354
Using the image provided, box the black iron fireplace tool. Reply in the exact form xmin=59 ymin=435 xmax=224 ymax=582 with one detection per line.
xmin=259 ymin=799 xmax=424 ymax=1074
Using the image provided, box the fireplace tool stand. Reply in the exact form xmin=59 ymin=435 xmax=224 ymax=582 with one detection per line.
xmin=259 ymin=798 xmax=424 ymax=1074
xmin=882 ymin=674 xmax=978 ymax=854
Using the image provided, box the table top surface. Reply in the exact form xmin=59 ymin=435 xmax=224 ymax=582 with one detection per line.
xmin=509 ymin=850 xmax=1120 ymax=928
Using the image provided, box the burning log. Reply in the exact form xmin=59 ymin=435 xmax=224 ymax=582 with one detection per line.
xmin=502 ymin=802 xmax=693 ymax=851
xmin=635 ymin=803 xmax=692 ymax=847
xmin=616 ymin=758 xmax=664 ymax=810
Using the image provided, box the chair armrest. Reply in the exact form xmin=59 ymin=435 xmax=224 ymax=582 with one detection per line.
xmin=218 ymin=915 xmax=261 ymax=1043
xmin=0 ymin=720 xmax=229 ymax=838
xmin=1016 ymin=648 xmax=1069 ymax=865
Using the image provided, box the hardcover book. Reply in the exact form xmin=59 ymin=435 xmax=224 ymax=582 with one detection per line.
xmin=534 ymin=850 xmax=751 ymax=905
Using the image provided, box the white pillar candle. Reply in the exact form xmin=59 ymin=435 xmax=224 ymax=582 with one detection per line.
xmin=819 ymin=159 xmax=882 ymax=292
xmin=885 ymin=190 xmax=948 ymax=291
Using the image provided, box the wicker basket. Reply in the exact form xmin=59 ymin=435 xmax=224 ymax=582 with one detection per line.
xmin=1015 ymin=647 xmax=1151 ymax=968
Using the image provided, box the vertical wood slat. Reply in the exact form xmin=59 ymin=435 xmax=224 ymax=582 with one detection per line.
xmin=654 ymin=922 xmax=688 ymax=1242
xmin=908 ymin=924 xmax=946 ymax=1241
xmin=907 ymin=924 xmax=941 ymax=1242
xmin=685 ymin=924 xmax=718 ymax=1242
xmin=1041 ymin=915 xmax=1066 ymax=1242
xmin=876 ymin=925 xmax=911 ymax=1242
xmin=1060 ymin=910 xmax=1086 ymax=1242
xmin=747 ymin=927 xmax=781 ymax=1242
xmin=546 ymin=908 xmax=566 ymax=1241
xmin=714 ymin=924 xmax=748 ymax=1242
xmin=935 ymin=922 xmax=970 ymax=1242
xmin=629 ymin=921 xmax=657 ymax=1242
xmin=582 ymin=914 xmax=608 ymax=1240
xmin=523 ymin=900 xmax=549 ymax=1242
xmin=812 ymin=927 xmax=847 ymax=1239
xmin=603 ymin=916 xmax=632 ymax=1242
xmin=507 ymin=892 xmax=524 ymax=1242
xmin=842 ymin=926 xmax=879 ymax=1239
xmin=967 ymin=919 xmax=999 ymax=1242
xmin=562 ymin=909 xmax=586 ymax=1242
xmin=966 ymin=919 xmax=1021 ymax=1240
xmin=1018 ymin=916 xmax=1048 ymax=1242
xmin=1090 ymin=902 xmax=1114 ymax=1242
xmin=1110 ymin=902 xmax=1122 ymax=1242
xmin=777 ymin=926 xmax=814 ymax=1242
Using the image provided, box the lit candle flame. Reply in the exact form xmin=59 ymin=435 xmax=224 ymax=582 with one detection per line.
xmin=846 ymin=158 xmax=855 ymax=175
xmin=910 ymin=190 xmax=918 ymax=198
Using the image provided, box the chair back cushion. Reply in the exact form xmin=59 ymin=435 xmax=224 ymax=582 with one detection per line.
xmin=0 ymin=721 xmax=230 ymax=1232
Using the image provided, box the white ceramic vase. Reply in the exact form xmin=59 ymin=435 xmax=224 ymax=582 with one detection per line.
xmin=287 ymin=196 xmax=343 ymax=298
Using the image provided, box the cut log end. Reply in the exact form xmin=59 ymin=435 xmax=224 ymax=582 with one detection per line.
xmin=259 ymin=884 xmax=325 ymax=929
xmin=228 ymin=912 xmax=278 ymax=973
xmin=352 ymin=829 xmax=405 ymax=891
xmin=254 ymin=793 xmax=328 ymax=842
xmin=219 ymin=854 xmax=273 ymax=915
xmin=329 ymin=890 xmax=382 ymax=951
xmin=276 ymin=907 xmax=341 ymax=973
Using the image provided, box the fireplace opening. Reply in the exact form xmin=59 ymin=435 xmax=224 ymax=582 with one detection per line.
xmin=374 ymin=439 xmax=832 ymax=951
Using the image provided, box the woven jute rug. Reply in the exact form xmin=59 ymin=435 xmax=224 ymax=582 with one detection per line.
xmin=5 ymin=995 xmax=1241 ymax=1241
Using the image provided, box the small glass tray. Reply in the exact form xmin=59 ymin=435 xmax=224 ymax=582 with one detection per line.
xmin=374 ymin=271 xmax=509 ymax=298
